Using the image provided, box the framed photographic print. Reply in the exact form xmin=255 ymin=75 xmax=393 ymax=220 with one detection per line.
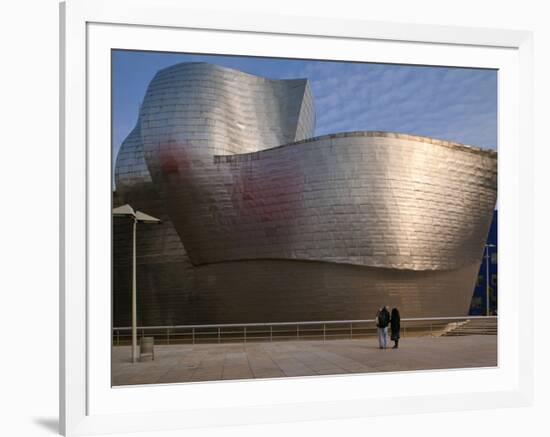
xmin=60 ymin=0 xmax=534 ymax=435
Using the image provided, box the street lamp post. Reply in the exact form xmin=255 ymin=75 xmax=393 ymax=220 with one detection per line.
xmin=113 ymin=204 xmax=161 ymax=363
xmin=484 ymin=243 xmax=496 ymax=316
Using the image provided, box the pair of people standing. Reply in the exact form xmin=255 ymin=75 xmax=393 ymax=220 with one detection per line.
xmin=375 ymin=306 xmax=400 ymax=349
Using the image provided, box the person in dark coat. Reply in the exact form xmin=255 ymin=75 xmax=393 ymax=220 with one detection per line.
xmin=390 ymin=307 xmax=401 ymax=349
xmin=376 ymin=306 xmax=391 ymax=349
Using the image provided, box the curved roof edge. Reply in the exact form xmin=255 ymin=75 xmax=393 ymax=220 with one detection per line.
xmin=214 ymin=131 xmax=497 ymax=162
xmin=155 ymin=61 xmax=309 ymax=84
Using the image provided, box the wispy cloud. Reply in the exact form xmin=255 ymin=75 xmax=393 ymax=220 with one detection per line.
xmin=294 ymin=62 xmax=497 ymax=149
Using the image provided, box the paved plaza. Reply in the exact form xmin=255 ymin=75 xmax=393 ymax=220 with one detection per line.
xmin=112 ymin=335 xmax=497 ymax=386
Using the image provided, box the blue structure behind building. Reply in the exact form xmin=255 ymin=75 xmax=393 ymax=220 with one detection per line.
xmin=469 ymin=210 xmax=498 ymax=315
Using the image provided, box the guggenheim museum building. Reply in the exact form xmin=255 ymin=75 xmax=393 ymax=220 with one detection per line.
xmin=113 ymin=62 xmax=497 ymax=327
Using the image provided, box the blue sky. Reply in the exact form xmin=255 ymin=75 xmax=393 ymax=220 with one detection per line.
xmin=112 ymin=50 xmax=497 ymax=161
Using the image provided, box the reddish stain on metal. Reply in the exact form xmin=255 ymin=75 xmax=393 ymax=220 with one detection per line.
xmin=158 ymin=143 xmax=191 ymax=176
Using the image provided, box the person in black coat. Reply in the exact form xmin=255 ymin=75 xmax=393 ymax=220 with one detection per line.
xmin=390 ymin=307 xmax=401 ymax=349
xmin=376 ymin=306 xmax=391 ymax=349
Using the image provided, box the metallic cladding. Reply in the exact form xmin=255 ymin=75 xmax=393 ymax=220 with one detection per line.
xmin=113 ymin=62 xmax=497 ymax=326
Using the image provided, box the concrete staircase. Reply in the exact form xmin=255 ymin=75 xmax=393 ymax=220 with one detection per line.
xmin=442 ymin=318 xmax=497 ymax=336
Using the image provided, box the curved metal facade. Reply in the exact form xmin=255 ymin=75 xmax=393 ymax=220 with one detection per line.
xmin=113 ymin=62 xmax=497 ymax=326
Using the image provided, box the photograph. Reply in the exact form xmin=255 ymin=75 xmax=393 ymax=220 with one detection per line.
xmin=111 ymin=49 xmax=498 ymax=386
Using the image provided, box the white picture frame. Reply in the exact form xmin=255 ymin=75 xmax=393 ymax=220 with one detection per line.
xmin=60 ymin=0 xmax=534 ymax=435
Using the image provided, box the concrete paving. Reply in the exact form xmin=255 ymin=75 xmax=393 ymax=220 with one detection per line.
xmin=112 ymin=335 xmax=497 ymax=386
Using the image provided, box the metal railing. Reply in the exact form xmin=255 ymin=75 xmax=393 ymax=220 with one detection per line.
xmin=112 ymin=316 xmax=497 ymax=346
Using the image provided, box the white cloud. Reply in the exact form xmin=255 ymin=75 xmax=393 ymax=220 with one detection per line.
xmin=295 ymin=63 xmax=496 ymax=149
